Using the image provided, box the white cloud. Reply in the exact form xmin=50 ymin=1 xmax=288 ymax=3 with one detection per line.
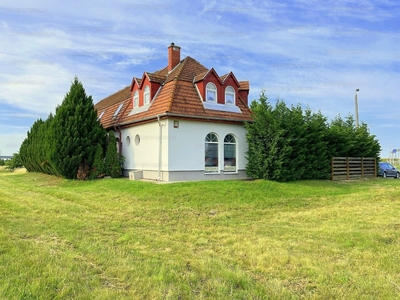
xmin=0 ymin=0 xmax=399 ymax=157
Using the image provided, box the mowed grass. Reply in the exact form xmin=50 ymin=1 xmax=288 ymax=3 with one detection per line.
xmin=1 ymin=167 xmax=400 ymax=299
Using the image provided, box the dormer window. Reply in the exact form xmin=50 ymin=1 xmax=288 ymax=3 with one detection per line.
xmin=133 ymin=90 xmax=139 ymax=108
xmin=225 ymin=86 xmax=235 ymax=105
xmin=206 ymin=82 xmax=217 ymax=102
xmin=144 ymin=86 xmax=150 ymax=105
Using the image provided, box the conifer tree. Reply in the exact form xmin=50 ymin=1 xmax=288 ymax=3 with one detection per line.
xmin=303 ymin=109 xmax=330 ymax=179
xmin=245 ymin=92 xmax=380 ymax=181
xmin=90 ymin=143 xmax=105 ymax=179
xmin=245 ymin=91 xmax=284 ymax=180
xmin=51 ymin=77 xmax=106 ymax=179
xmin=104 ymin=131 xmax=122 ymax=178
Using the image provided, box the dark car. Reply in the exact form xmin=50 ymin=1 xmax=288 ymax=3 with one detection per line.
xmin=379 ymin=162 xmax=400 ymax=178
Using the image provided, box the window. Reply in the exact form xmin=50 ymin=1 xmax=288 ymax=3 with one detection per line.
xmin=98 ymin=110 xmax=105 ymax=120
xmin=133 ymin=90 xmax=139 ymax=108
xmin=144 ymin=86 xmax=150 ymax=105
xmin=206 ymin=82 xmax=217 ymax=102
xmin=205 ymin=133 xmax=219 ymax=173
xmin=113 ymin=103 xmax=123 ymax=118
xmin=225 ymin=86 xmax=235 ymax=105
xmin=135 ymin=134 xmax=140 ymax=146
xmin=224 ymin=134 xmax=236 ymax=172
xmin=126 ymin=136 xmax=131 ymax=146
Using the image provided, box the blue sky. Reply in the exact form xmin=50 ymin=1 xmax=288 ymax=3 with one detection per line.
xmin=0 ymin=0 xmax=399 ymax=157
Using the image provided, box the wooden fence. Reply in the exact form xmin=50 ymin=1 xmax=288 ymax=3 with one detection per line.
xmin=331 ymin=157 xmax=376 ymax=180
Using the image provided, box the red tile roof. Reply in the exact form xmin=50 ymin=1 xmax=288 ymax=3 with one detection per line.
xmin=239 ymin=81 xmax=250 ymax=90
xmin=95 ymin=86 xmax=131 ymax=111
xmin=95 ymin=56 xmax=253 ymax=129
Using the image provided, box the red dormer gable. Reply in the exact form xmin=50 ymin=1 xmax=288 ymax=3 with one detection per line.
xmin=195 ymin=69 xmax=241 ymax=105
xmin=130 ymin=72 xmax=165 ymax=108
xmin=95 ymin=44 xmax=252 ymax=129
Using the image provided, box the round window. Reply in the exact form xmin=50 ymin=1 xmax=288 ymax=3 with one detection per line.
xmin=135 ymin=134 xmax=140 ymax=146
xmin=126 ymin=136 xmax=131 ymax=146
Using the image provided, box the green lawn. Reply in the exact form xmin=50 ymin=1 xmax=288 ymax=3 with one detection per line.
xmin=1 ymin=168 xmax=400 ymax=299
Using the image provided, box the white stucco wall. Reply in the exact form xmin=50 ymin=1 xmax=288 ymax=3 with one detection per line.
xmin=120 ymin=118 xmax=248 ymax=181
xmin=166 ymin=119 xmax=248 ymax=172
xmin=120 ymin=120 xmax=168 ymax=172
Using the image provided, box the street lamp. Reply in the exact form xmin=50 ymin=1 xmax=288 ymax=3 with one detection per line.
xmin=355 ymin=89 xmax=359 ymax=127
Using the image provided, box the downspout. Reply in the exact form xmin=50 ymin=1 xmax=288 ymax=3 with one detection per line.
xmin=157 ymin=115 xmax=163 ymax=181
xmin=113 ymin=125 xmax=122 ymax=159
xmin=113 ymin=100 xmax=130 ymax=173
xmin=113 ymin=125 xmax=123 ymax=175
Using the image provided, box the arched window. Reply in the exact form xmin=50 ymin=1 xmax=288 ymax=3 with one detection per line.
xmin=206 ymin=82 xmax=217 ymax=102
xmin=224 ymin=134 xmax=236 ymax=172
xmin=133 ymin=90 xmax=139 ymax=108
xmin=225 ymin=86 xmax=235 ymax=105
xmin=144 ymin=86 xmax=150 ymax=105
xmin=205 ymin=133 xmax=219 ymax=173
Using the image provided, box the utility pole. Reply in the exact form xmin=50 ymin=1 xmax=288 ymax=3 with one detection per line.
xmin=355 ymin=89 xmax=359 ymax=127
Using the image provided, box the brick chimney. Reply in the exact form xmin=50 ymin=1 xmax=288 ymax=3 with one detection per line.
xmin=168 ymin=42 xmax=181 ymax=72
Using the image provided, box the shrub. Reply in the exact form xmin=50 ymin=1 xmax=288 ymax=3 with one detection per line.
xmin=5 ymin=153 xmax=23 ymax=172
xmin=104 ymin=131 xmax=122 ymax=178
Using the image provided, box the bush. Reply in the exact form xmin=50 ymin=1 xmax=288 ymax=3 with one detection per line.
xmin=5 ymin=153 xmax=23 ymax=172
xmin=246 ymin=92 xmax=380 ymax=181
xmin=89 ymin=144 xmax=106 ymax=179
xmin=105 ymin=131 xmax=123 ymax=178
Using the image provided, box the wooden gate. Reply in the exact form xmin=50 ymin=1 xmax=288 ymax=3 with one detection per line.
xmin=331 ymin=157 xmax=376 ymax=180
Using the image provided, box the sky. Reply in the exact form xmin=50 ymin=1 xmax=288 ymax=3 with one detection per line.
xmin=0 ymin=0 xmax=399 ymax=157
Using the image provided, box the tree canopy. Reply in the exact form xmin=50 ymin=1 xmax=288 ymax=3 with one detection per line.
xmin=19 ymin=77 xmax=108 ymax=179
xmin=245 ymin=91 xmax=381 ymax=181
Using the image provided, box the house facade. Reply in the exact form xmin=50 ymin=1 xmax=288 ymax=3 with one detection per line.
xmin=95 ymin=43 xmax=253 ymax=182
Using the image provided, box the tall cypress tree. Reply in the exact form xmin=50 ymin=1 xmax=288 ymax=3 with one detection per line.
xmin=303 ymin=109 xmax=330 ymax=180
xmin=245 ymin=91 xmax=285 ymax=180
xmin=51 ymin=77 xmax=106 ymax=179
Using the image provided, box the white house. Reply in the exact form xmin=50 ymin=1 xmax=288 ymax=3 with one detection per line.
xmin=94 ymin=43 xmax=253 ymax=182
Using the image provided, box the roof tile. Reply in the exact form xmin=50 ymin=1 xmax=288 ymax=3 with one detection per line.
xmin=95 ymin=55 xmax=252 ymax=129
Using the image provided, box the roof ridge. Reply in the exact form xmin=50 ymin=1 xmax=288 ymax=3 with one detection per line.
xmin=170 ymin=56 xmax=189 ymax=78
xmin=185 ymin=56 xmax=208 ymax=70
xmin=166 ymin=77 xmax=179 ymax=113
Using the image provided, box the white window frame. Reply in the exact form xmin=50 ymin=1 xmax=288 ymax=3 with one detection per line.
xmin=133 ymin=90 xmax=139 ymax=108
xmin=144 ymin=86 xmax=150 ymax=105
xmin=206 ymin=82 xmax=217 ymax=103
xmin=225 ymin=86 xmax=235 ymax=105
xmin=224 ymin=134 xmax=237 ymax=172
xmin=205 ymin=132 xmax=219 ymax=173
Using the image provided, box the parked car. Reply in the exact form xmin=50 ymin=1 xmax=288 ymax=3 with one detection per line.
xmin=378 ymin=162 xmax=400 ymax=178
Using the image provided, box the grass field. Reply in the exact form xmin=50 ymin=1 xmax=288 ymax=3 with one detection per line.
xmin=1 ymin=167 xmax=400 ymax=299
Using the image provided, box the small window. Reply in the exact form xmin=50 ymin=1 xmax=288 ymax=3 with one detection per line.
xmin=225 ymin=86 xmax=235 ymax=105
xmin=144 ymin=86 xmax=150 ymax=105
xmin=98 ymin=110 xmax=105 ymax=120
xmin=206 ymin=82 xmax=217 ymax=102
xmin=224 ymin=134 xmax=236 ymax=172
xmin=113 ymin=103 xmax=123 ymax=118
xmin=135 ymin=134 xmax=140 ymax=146
xmin=205 ymin=133 xmax=219 ymax=173
xmin=133 ymin=90 xmax=139 ymax=108
xmin=126 ymin=136 xmax=131 ymax=146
